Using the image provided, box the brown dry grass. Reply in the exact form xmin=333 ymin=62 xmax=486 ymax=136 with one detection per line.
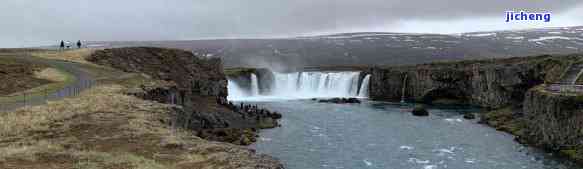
xmin=0 ymin=83 xmax=277 ymax=169
xmin=32 ymin=49 xmax=96 ymax=65
xmin=34 ymin=68 xmax=68 ymax=82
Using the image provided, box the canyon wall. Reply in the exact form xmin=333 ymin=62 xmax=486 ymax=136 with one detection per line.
xmin=523 ymin=86 xmax=583 ymax=150
xmin=370 ymin=55 xmax=573 ymax=108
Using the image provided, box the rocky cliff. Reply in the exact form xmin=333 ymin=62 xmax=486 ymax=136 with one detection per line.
xmin=370 ymin=55 xmax=578 ymax=108
xmin=370 ymin=53 xmax=583 ymax=164
xmin=87 ymin=47 xmax=282 ymax=146
xmin=523 ymin=86 xmax=583 ymax=155
xmin=88 ymin=47 xmax=228 ymax=99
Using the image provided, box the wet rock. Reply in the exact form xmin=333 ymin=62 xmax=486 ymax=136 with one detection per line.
xmin=318 ymin=97 xmax=361 ymax=104
xmin=412 ymin=104 xmax=429 ymax=116
xmin=463 ymin=113 xmax=476 ymax=119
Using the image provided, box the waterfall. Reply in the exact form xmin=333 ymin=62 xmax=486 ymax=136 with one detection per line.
xmin=251 ymin=73 xmax=260 ymax=96
xmin=400 ymin=74 xmax=408 ymax=103
xmin=270 ymin=71 xmax=361 ymax=98
xmin=227 ymin=79 xmax=247 ymax=100
xmin=227 ymin=71 xmax=367 ymax=100
xmin=358 ymin=74 xmax=371 ymax=97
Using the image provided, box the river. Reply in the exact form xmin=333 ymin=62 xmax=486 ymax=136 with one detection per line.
xmin=228 ymin=71 xmax=578 ymax=169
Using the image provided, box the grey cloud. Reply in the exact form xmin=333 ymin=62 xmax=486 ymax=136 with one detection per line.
xmin=1 ymin=0 xmax=582 ymax=47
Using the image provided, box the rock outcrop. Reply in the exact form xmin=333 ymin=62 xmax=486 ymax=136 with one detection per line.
xmin=88 ymin=47 xmax=228 ymax=99
xmin=523 ymin=86 xmax=583 ymax=151
xmin=412 ymin=104 xmax=429 ymax=116
xmin=317 ymin=98 xmax=362 ymax=104
xmin=87 ymin=47 xmax=282 ymax=146
xmin=370 ymin=55 xmax=574 ymax=108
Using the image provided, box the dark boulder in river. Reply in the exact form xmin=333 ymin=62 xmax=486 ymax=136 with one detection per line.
xmin=412 ymin=104 xmax=429 ymax=116
xmin=318 ymin=98 xmax=361 ymax=104
xmin=463 ymin=113 xmax=476 ymax=119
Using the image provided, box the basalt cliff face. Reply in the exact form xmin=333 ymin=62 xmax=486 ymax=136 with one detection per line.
xmin=369 ymin=55 xmax=573 ymax=108
xmin=523 ymin=86 xmax=583 ymax=154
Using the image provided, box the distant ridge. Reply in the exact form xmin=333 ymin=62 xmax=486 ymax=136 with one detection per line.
xmin=85 ymin=26 xmax=583 ymax=68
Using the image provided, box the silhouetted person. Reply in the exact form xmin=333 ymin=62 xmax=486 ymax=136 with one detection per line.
xmin=59 ymin=40 xmax=65 ymax=50
xmin=76 ymin=40 xmax=82 ymax=49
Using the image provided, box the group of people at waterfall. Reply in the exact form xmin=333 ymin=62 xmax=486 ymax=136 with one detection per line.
xmin=59 ymin=40 xmax=83 ymax=50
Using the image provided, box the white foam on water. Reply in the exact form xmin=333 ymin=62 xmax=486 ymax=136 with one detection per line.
xmin=423 ymin=165 xmax=437 ymax=169
xmin=400 ymin=145 xmax=414 ymax=150
xmin=363 ymin=159 xmax=373 ymax=166
xmin=444 ymin=118 xmax=463 ymax=123
xmin=408 ymin=158 xmax=430 ymax=164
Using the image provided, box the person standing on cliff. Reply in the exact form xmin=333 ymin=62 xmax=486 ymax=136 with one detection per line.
xmin=76 ymin=40 xmax=82 ymax=49
xmin=59 ymin=40 xmax=65 ymax=50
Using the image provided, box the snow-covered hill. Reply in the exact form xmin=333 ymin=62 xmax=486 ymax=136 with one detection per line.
xmin=86 ymin=26 xmax=583 ymax=68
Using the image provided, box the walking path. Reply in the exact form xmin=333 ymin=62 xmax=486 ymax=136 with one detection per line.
xmin=0 ymin=53 xmax=96 ymax=112
xmin=559 ymin=63 xmax=583 ymax=85
xmin=546 ymin=63 xmax=583 ymax=94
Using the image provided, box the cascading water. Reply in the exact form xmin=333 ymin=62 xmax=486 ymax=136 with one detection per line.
xmin=227 ymin=73 xmax=261 ymax=101
xmin=227 ymin=79 xmax=247 ymax=100
xmin=251 ymin=73 xmax=260 ymax=96
xmin=228 ymin=71 xmax=367 ymax=100
xmin=400 ymin=74 xmax=408 ymax=103
xmin=270 ymin=71 xmax=361 ymax=99
xmin=358 ymin=74 xmax=371 ymax=97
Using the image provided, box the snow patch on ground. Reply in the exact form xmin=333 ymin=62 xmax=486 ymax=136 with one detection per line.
xmin=505 ymin=36 xmax=524 ymax=40
xmin=566 ymin=46 xmax=578 ymax=50
xmin=528 ymin=36 xmax=572 ymax=42
xmin=465 ymin=33 xmax=496 ymax=37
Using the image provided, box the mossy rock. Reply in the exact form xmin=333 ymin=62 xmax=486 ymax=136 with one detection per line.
xmin=560 ymin=149 xmax=583 ymax=162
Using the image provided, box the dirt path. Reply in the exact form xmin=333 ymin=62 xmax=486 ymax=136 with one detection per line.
xmin=0 ymin=53 xmax=96 ymax=112
xmin=559 ymin=63 xmax=583 ymax=85
xmin=546 ymin=63 xmax=583 ymax=94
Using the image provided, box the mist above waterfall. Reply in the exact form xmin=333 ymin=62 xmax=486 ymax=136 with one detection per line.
xmin=228 ymin=71 xmax=370 ymax=101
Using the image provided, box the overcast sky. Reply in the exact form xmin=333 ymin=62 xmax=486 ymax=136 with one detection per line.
xmin=2 ymin=0 xmax=583 ymax=47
